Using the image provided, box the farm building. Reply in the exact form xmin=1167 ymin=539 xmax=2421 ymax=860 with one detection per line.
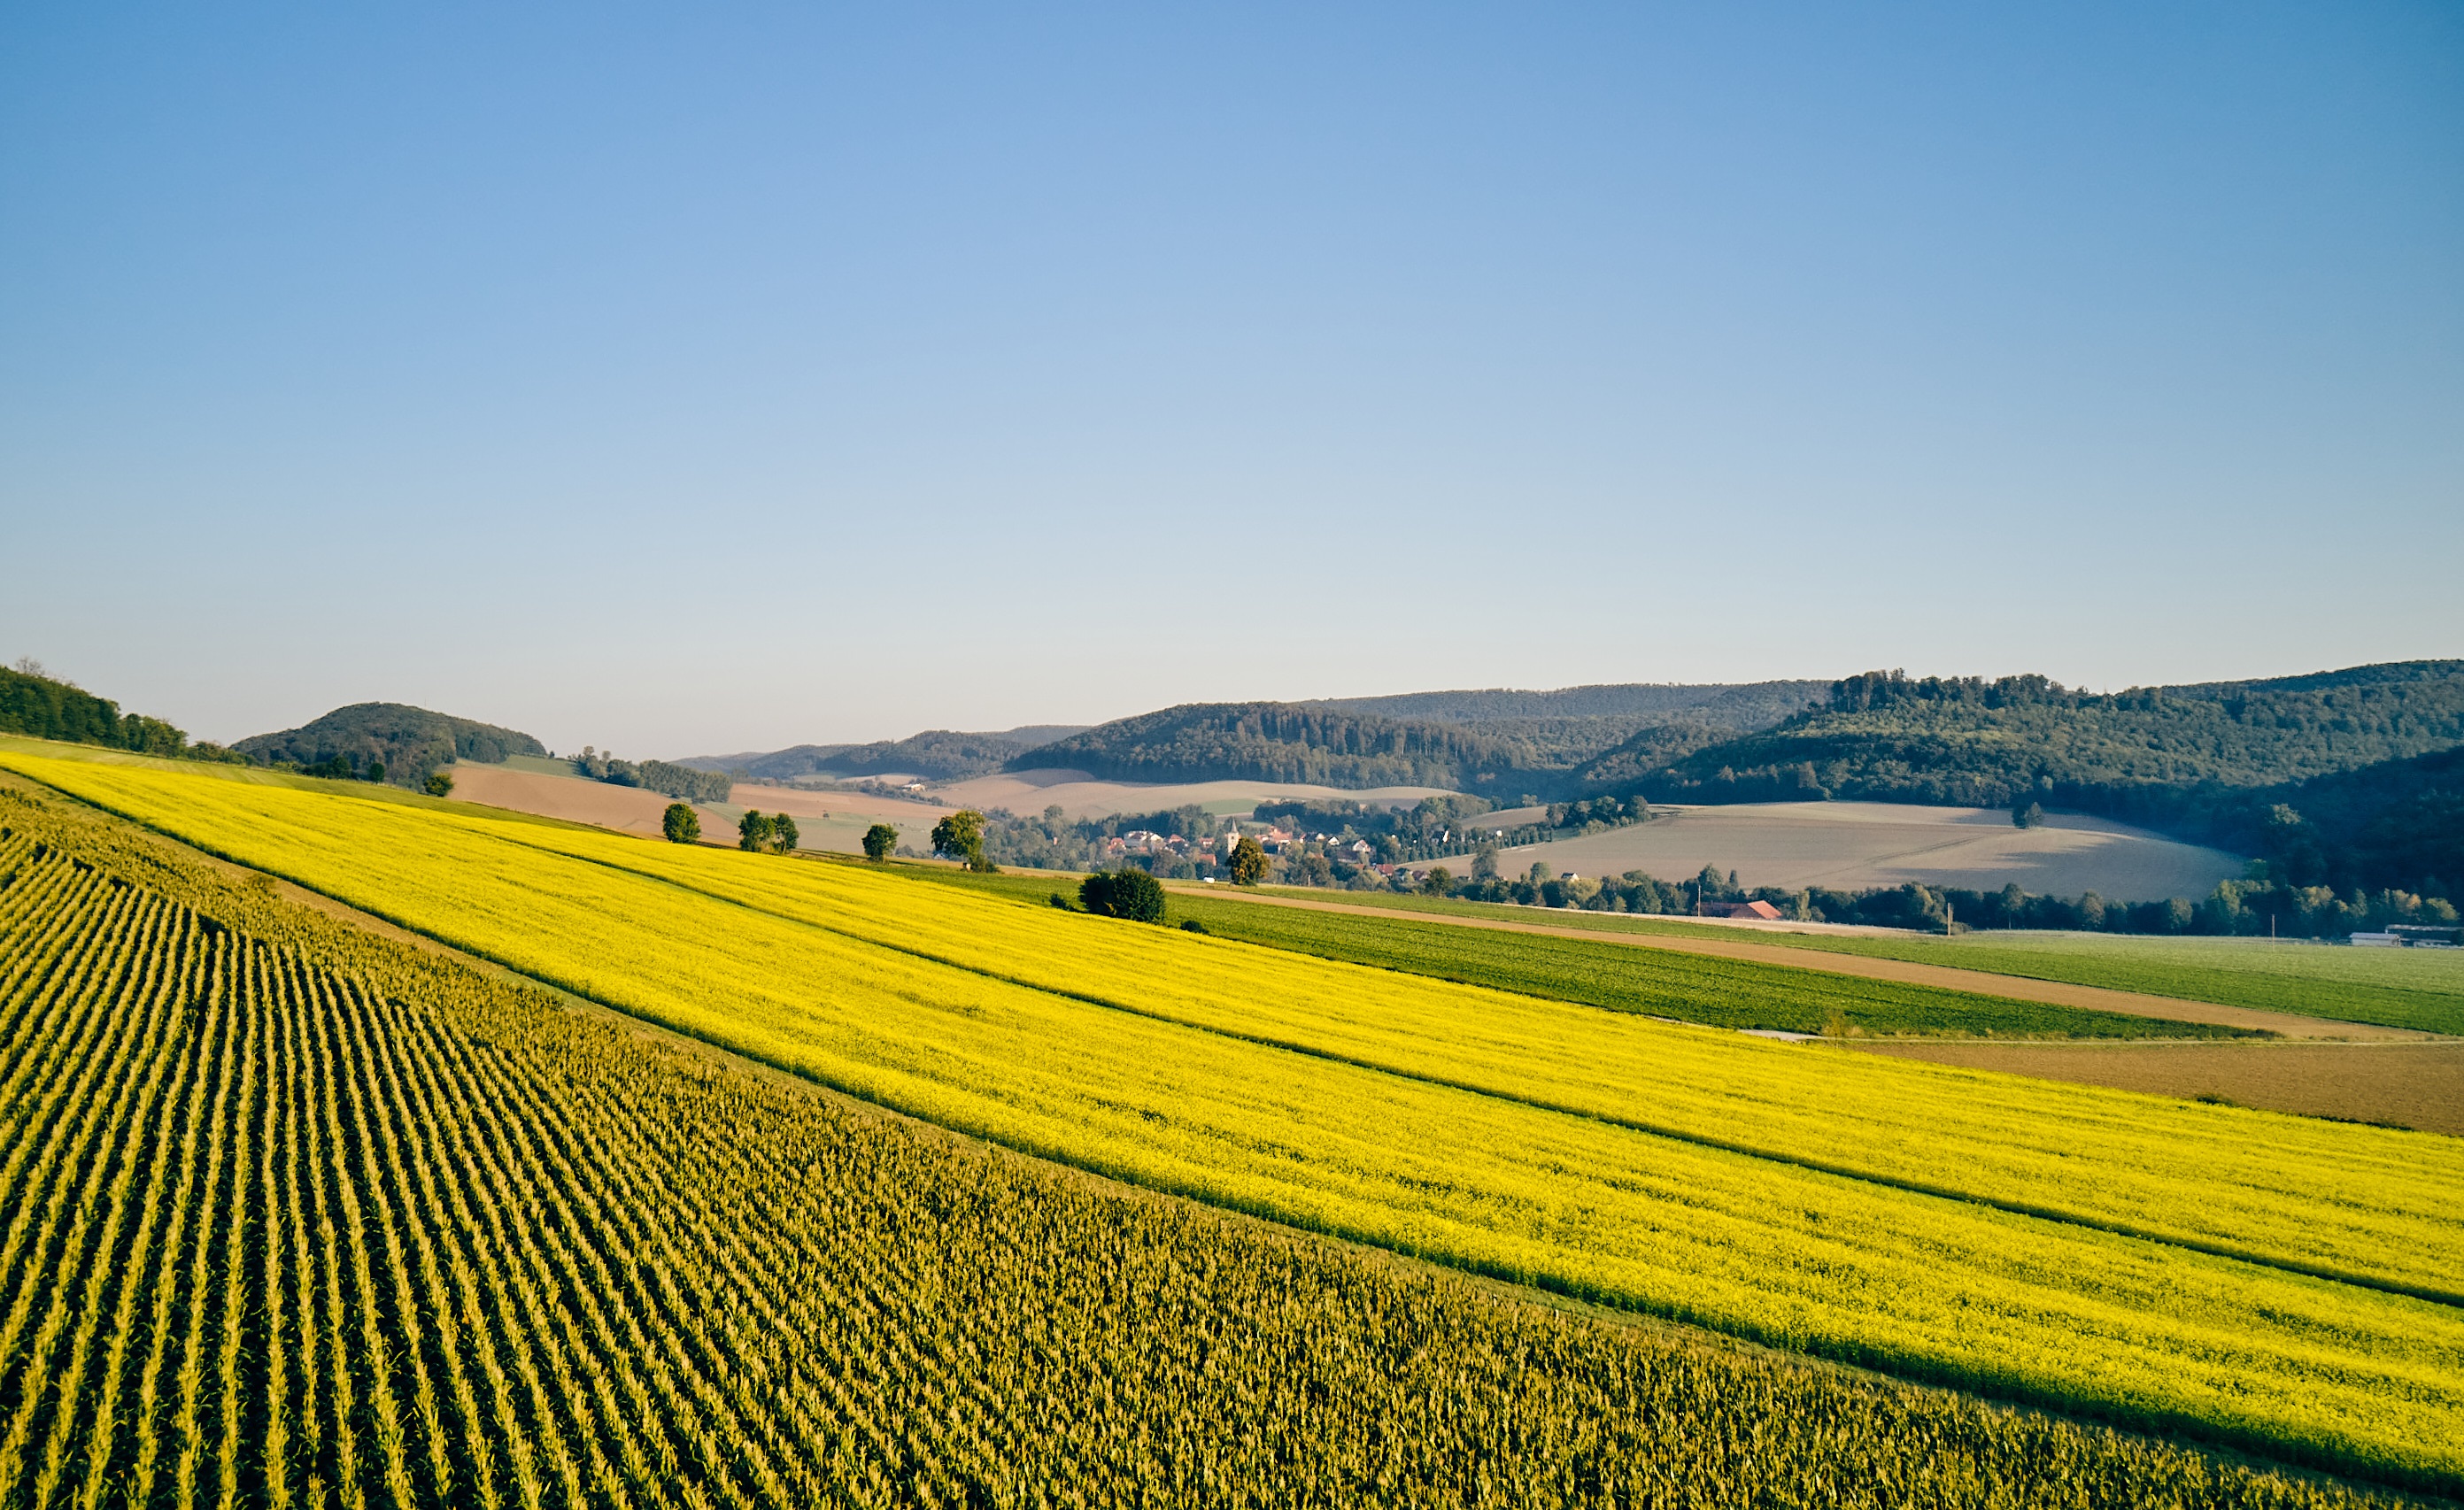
xmin=1704 ymin=899 xmax=1785 ymax=921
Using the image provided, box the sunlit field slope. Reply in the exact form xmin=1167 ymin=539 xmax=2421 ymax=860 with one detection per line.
xmin=18 ymin=792 xmax=2401 ymax=1505
xmin=7 ymin=749 xmax=2462 ymax=1492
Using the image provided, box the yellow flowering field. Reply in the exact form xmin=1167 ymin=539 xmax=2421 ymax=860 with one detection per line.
xmin=486 ymin=818 xmax=2464 ymax=1301
xmin=7 ymin=750 xmax=2460 ymax=1490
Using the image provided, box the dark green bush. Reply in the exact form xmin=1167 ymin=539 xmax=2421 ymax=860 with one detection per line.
xmin=1079 ymin=869 xmax=1165 ymax=923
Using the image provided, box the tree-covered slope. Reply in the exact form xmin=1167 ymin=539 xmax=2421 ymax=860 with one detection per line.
xmin=692 ymin=726 xmax=1087 ymax=782
xmin=1643 ymin=662 xmax=2464 ymax=810
xmin=2224 ymin=744 xmax=2464 ymax=901
xmin=1310 ymin=681 xmax=1824 ymax=728
xmin=236 ymin=702 xmax=544 ymax=784
xmin=0 ymin=661 xmax=230 ymax=759
xmin=1013 ymin=702 xmax=1540 ymax=790
xmin=1012 ymin=686 xmax=1826 ymax=791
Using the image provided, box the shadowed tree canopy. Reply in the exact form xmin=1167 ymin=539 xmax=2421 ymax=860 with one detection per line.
xmin=1078 ymin=868 xmax=1166 ymax=922
xmin=0 ymin=661 xmax=234 ymax=761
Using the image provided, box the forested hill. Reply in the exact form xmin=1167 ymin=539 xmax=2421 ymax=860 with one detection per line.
xmin=1309 ymin=681 xmax=1824 ymax=728
xmin=236 ymin=704 xmax=544 ymax=786
xmin=0 ymin=662 xmax=221 ymax=759
xmin=687 ymin=726 xmax=1092 ymax=783
xmin=1014 ymin=703 xmax=1585 ymax=791
xmin=1638 ymin=661 xmax=2464 ymax=810
xmin=2226 ymin=744 xmax=2464 ymax=901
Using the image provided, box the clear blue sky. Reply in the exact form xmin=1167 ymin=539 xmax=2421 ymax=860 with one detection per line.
xmin=4 ymin=2 xmax=2458 ymax=757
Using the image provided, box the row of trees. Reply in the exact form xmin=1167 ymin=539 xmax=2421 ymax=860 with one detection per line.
xmin=575 ymin=746 xmax=734 ymax=804
xmin=1417 ymin=855 xmax=2460 ymax=938
xmin=2 ymin=659 xmax=248 ymax=765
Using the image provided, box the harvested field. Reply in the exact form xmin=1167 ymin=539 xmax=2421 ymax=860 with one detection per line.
xmin=934 ymin=769 xmax=1456 ymax=821
xmin=444 ymin=761 xmax=727 ymax=840
xmin=452 ymin=761 xmax=951 ymax=854
xmin=713 ymin=780 xmax=954 ymax=851
xmin=1851 ymin=1041 xmax=2464 ymax=1136
xmin=1453 ymin=801 xmax=2243 ymax=900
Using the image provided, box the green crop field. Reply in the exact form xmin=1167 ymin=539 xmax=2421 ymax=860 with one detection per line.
xmin=917 ymin=867 xmax=2244 ymax=1039
xmin=1165 ymin=882 xmax=2464 ymax=1035
xmin=892 ymin=865 xmax=2251 ymax=1038
xmin=1806 ymin=933 xmax=2464 ymax=1036
xmin=3 ymin=767 xmax=2428 ymax=1505
xmin=10 ymin=748 xmax=2464 ymax=1497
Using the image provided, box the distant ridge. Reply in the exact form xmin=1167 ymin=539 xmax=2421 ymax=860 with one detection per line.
xmin=237 ymin=703 xmax=544 ymax=786
xmin=1634 ymin=660 xmax=2464 ymax=809
xmin=684 ymin=726 xmax=1091 ymax=783
xmin=1008 ymin=682 xmax=1825 ymax=791
xmin=1308 ymin=681 xmax=1825 ymax=727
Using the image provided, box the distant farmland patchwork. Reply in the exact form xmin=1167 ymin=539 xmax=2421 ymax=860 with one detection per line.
xmin=6 ymin=749 xmax=2462 ymax=1498
xmin=1451 ymin=800 xmax=2245 ymax=898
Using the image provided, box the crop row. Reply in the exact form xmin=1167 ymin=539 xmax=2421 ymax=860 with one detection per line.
xmin=0 ymin=781 xmax=2427 ymax=1507
xmin=8 ymin=752 xmax=2461 ymax=1491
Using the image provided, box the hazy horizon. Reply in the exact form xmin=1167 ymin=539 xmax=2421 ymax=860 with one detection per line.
xmin=5 ymin=3 xmax=2458 ymax=757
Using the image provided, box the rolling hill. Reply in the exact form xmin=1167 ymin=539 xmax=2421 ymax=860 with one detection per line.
xmin=1610 ymin=663 xmax=2464 ymax=898
xmin=236 ymin=701 xmax=545 ymax=784
xmin=1308 ymin=680 xmax=1826 ymax=728
xmin=685 ymin=725 xmax=1092 ymax=783
xmin=1018 ymin=685 xmax=1825 ymax=792
xmin=1640 ymin=662 xmax=2464 ymax=808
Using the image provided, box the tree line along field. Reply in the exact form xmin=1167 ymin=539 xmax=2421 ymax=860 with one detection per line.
xmin=4 ymin=782 xmax=2429 ymax=1509
xmin=6 ymin=750 xmax=2461 ymax=1497
xmin=1203 ymin=884 xmax=2464 ymax=1036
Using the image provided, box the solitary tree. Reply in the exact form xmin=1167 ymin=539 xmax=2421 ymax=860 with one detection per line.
xmin=2012 ymin=800 xmax=2045 ymax=829
xmin=738 ymin=810 xmax=773 ymax=852
xmin=862 ymin=822 xmax=899 ymax=861
xmin=931 ymin=809 xmax=992 ymax=871
xmin=663 ymin=803 xmax=701 ymax=844
xmin=769 ymin=813 xmax=799 ymax=851
xmin=1226 ymin=835 xmax=1268 ymax=886
xmin=422 ymin=771 xmax=455 ymax=798
xmin=1079 ymin=868 xmax=1166 ymax=922
xmin=1422 ymin=866 xmax=1455 ymax=898
xmin=1470 ymin=845 xmax=1499 ymax=882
